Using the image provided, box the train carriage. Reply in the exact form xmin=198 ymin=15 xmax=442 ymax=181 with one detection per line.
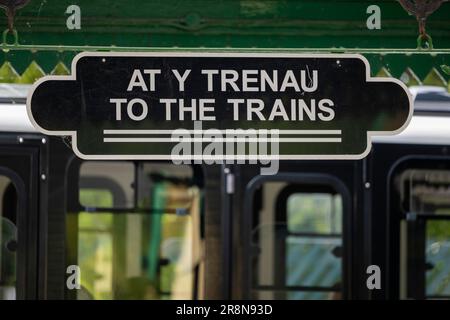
xmin=1 ymin=85 xmax=450 ymax=300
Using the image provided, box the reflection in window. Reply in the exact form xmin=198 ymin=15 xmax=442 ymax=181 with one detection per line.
xmin=0 ymin=174 xmax=17 ymax=300
xmin=79 ymin=162 xmax=134 ymax=209
xmin=287 ymin=193 xmax=342 ymax=234
xmin=67 ymin=162 xmax=203 ymax=300
xmin=398 ymin=169 xmax=450 ymax=215
xmin=251 ymin=182 xmax=343 ymax=300
xmin=426 ymin=221 xmax=450 ymax=298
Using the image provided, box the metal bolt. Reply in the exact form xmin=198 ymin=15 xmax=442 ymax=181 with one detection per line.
xmin=365 ymin=182 xmax=371 ymax=189
xmin=41 ymin=174 xmax=46 ymax=181
xmin=18 ymin=137 xmax=24 ymax=143
xmin=41 ymin=138 xmax=46 ymax=144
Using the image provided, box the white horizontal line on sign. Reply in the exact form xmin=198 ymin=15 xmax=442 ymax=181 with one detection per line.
xmin=103 ymin=137 xmax=342 ymax=143
xmin=103 ymin=129 xmax=342 ymax=135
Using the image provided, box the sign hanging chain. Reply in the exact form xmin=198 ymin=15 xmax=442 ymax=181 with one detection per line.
xmin=0 ymin=0 xmax=31 ymax=45
xmin=398 ymin=0 xmax=449 ymax=49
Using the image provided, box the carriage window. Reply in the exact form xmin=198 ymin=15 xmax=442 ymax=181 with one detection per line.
xmin=0 ymin=175 xmax=17 ymax=300
xmin=251 ymin=181 xmax=343 ymax=300
xmin=397 ymin=169 xmax=450 ymax=299
xmin=67 ymin=162 xmax=203 ymax=300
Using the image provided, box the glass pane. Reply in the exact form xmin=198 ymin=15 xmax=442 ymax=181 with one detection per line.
xmin=252 ymin=224 xmax=341 ymax=289
xmin=287 ymin=193 xmax=342 ymax=233
xmin=76 ymin=214 xmax=113 ymax=300
xmin=80 ymin=161 xmax=134 ymax=209
xmin=80 ymin=189 xmax=114 ymax=210
xmin=398 ymin=169 xmax=450 ymax=215
xmin=426 ymin=221 xmax=450 ymax=298
xmin=397 ymin=169 xmax=450 ymax=299
xmin=251 ymin=181 xmax=343 ymax=300
xmin=68 ymin=163 xmax=202 ymax=300
xmin=286 ymin=236 xmax=341 ymax=288
xmin=0 ymin=175 xmax=17 ymax=300
xmin=79 ymin=161 xmax=195 ymax=212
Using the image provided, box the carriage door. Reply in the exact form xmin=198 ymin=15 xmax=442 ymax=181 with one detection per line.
xmin=0 ymin=142 xmax=40 ymax=300
xmin=244 ymin=173 xmax=351 ymax=300
xmin=395 ymin=166 xmax=450 ymax=299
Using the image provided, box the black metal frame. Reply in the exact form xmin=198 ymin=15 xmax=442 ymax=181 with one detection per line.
xmin=220 ymin=164 xmax=233 ymax=299
xmin=0 ymin=166 xmax=26 ymax=298
xmin=272 ymin=184 xmax=343 ymax=298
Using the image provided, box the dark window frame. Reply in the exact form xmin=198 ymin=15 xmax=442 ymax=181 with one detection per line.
xmin=270 ymin=184 xmax=343 ymax=297
xmin=64 ymin=158 xmax=205 ymax=300
xmin=243 ymin=173 xmax=351 ymax=300
xmin=0 ymin=166 xmax=27 ymax=300
xmin=388 ymin=156 xmax=450 ymax=300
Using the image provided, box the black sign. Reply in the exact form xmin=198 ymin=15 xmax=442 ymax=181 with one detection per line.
xmin=27 ymin=52 xmax=412 ymax=160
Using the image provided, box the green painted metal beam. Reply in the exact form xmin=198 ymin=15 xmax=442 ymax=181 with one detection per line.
xmin=0 ymin=1 xmax=448 ymax=88
xmin=3 ymin=0 xmax=449 ymax=49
